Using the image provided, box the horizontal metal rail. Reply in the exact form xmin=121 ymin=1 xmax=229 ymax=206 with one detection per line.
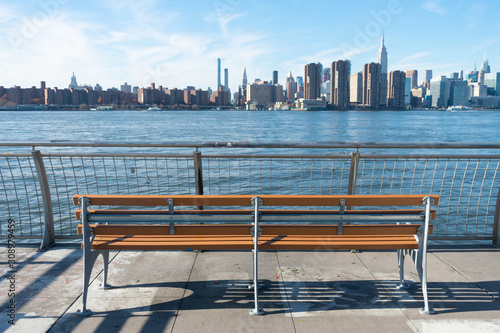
xmin=87 ymin=214 xmax=425 ymax=224
xmin=3 ymin=152 xmax=500 ymax=160
xmin=1 ymin=141 xmax=500 ymax=248
xmin=2 ymin=140 xmax=500 ymax=149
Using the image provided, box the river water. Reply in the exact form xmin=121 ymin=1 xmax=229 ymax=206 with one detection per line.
xmin=1 ymin=110 xmax=500 ymax=241
xmin=1 ymin=109 xmax=499 ymax=144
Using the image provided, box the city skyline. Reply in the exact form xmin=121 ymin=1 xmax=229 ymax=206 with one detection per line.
xmin=0 ymin=1 xmax=499 ymax=94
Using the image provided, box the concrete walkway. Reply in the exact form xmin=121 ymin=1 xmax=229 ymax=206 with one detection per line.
xmin=1 ymin=245 xmax=499 ymax=333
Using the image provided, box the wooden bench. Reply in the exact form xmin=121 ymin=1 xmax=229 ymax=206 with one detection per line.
xmin=74 ymin=194 xmax=439 ymax=315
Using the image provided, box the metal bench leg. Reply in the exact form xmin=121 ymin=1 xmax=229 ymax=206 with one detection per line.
xmin=419 ymin=256 xmax=434 ymax=314
xmin=77 ymin=196 xmax=97 ymax=316
xmin=396 ymin=249 xmax=409 ymax=290
xmin=250 ymin=196 xmax=264 ymax=316
xmin=100 ymin=250 xmax=111 ymax=289
xmin=418 ymin=196 xmax=435 ymax=315
xmin=78 ymin=250 xmax=100 ymax=316
xmin=249 ymin=248 xmax=264 ymax=316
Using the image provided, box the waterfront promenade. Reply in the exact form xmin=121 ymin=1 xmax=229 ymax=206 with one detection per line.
xmin=2 ymin=138 xmax=500 ymax=332
xmin=1 ymin=244 xmax=499 ymax=332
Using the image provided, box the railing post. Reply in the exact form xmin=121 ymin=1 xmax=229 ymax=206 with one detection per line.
xmin=193 ymin=149 xmax=204 ymax=210
xmin=493 ymin=187 xmax=500 ymax=247
xmin=348 ymin=150 xmax=360 ymax=196
xmin=31 ymin=149 xmax=55 ymax=251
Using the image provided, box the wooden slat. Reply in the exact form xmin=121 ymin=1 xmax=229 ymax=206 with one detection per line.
xmin=77 ymin=224 xmax=253 ymax=236
xmin=258 ymin=241 xmax=418 ymax=250
xmin=91 ymin=234 xmax=414 ymax=242
xmin=260 ymin=195 xmax=440 ymax=207
xmin=85 ymin=233 xmax=418 ymax=251
xmin=73 ymin=194 xmax=440 ymax=207
xmin=258 ymin=234 xmax=419 ymax=250
xmin=73 ymin=195 xmax=256 ymax=207
xmin=89 ymin=235 xmax=254 ymax=250
xmin=261 ymin=224 xmax=433 ymax=235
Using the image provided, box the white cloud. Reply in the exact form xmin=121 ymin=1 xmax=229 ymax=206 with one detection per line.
xmin=205 ymin=11 xmax=248 ymax=32
xmin=340 ymin=44 xmax=378 ymax=59
xmin=400 ymin=52 xmax=432 ymax=63
xmin=0 ymin=6 xmax=136 ymax=89
xmin=464 ymin=4 xmax=487 ymax=29
xmin=423 ymin=0 xmax=447 ymax=15
xmin=0 ymin=4 xmax=17 ymax=23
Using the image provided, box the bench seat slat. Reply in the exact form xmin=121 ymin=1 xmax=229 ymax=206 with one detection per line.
xmin=92 ymin=234 xmax=417 ymax=240
xmin=91 ymin=236 xmax=254 ymax=250
xmin=87 ymin=234 xmax=418 ymax=250
xmin=258 ymin=242 xmax=418 ymax=250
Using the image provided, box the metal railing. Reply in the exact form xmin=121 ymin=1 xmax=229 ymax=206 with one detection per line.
xmin=1 ymin=141 xmax=500 ymax=250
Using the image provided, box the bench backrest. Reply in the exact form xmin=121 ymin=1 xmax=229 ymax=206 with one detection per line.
xmin=73 ymin=194 xmax=439 ymax=208
xmin=74 ymin=194 xmax=438 ymax=230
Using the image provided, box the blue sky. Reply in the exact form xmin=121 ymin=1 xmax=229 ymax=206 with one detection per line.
xmin=0 ymin=0 xmax=498 ymax=94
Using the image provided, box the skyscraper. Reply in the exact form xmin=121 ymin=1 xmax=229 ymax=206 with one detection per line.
xmin=377 ymin=35 xmax=388 ymax=74
xmin=273 ymin=71 xmax=278 ymax=85
xmin=121 ymin=82 xmax=132 ymax=94
xmin=69 ymin=72 xmax=79 ymax=89
xmin=350 ymin=72 xmax=363 ymax=105
xmin=286 ymin=70 xmax=297 ymax=102
xmin=482 ymin=50 xmax=491 ymax=73
xmin=450 ymin=80 xmax=469 ymax=106
xmin=424 ymin=70 xmax=433 ymax=88
xmin=330 ymin=60 xmax=351 ymax=109
xmin=363 ymin=62 xmax=381 ymax=109
xmin=296 ymin=76 xmax=304 ymax=87
xmin=377 ymin=35 xmax=388 ymax=106
xmin=224 ymin=68 xmax=229 ymax=91
xmin=237 ymin=67 xmax=248 ymax=106
xmin=246 ymin=82 xmax=283 ymax=105
xmin=388 ymin=71 xmax=406 ymax=110
xmin=323 ymin=68 xmax=331 ymax=83
xmin=404 ymin=78 xmax=411 ymax=106
xmin=429 ymin=76 xmax=451 ymax=108
xmin=304 ymin=63 xmax=322 ymax=100
xmin=406 ymin=70 xmax=418 ymax=89
xmin=217 ymin=58 xmax=221 ymax=89
xmin=484 ymin=73 xmax=500 ymax=96
xmin=243 ymin=67 xmax=248 ymax=86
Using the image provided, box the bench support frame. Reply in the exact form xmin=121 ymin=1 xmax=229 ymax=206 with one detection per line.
xmin=75 ymin=194 xmax=436 ymax=316
xmin=77 ymin=196 xmax=110 ymax=316
xmin=395 ymin=196 xmax=435 ymax=314
xmin=249 ymin=196 xmax=265 ymax=315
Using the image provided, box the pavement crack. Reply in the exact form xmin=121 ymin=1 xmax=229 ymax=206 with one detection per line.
xmin=355 ymin=252 xmax=422 ymax=333
xmin=432 ymin=251 xmax=500 ymax=303
xmin=275 ymin=251 xmax=297 ymax=333
xmin=170 ymin=250 xmax=199 ymax=333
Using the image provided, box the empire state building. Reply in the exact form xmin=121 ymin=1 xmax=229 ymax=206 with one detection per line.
xmin=377 ymin=35 xmax=388 ymax=106
xmin=377 ymin=35 xmax=388 ymax=74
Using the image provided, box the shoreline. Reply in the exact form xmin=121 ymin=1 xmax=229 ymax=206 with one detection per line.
xmin=2 ymin=106 xmax=500 ymax=112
